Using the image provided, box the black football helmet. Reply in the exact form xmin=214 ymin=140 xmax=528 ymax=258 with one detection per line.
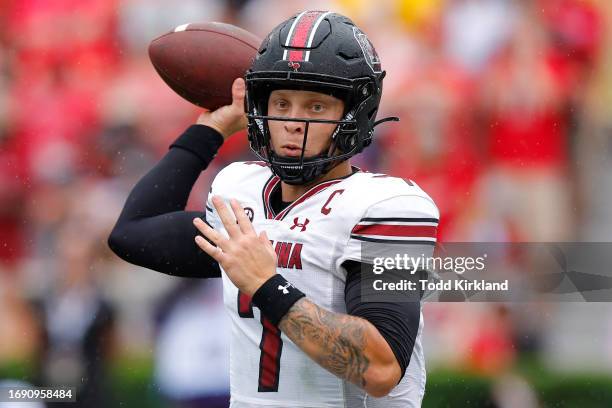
xmin=245 ymin=10 xmax=398 ymax=185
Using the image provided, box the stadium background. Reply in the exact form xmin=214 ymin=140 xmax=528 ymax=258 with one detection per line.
xmin=1 ymin=0 xmax=612 ymax=406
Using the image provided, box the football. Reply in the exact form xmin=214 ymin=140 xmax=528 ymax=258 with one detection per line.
xmin=148 ymin=22 xmax=261 ymax=110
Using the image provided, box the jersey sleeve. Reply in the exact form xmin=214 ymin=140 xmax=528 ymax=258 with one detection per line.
xmin=204 ymin=187 xmax=219 ymax=230
xmin=339 ymin=193 xmax=438 ymax=381
xmin=203 ymin=162 xmax=239 ymax=231
xmin=337 ymin=194 xmax=440 ymax=268
xmin=107 ymin=125 xmax=223 ymax=278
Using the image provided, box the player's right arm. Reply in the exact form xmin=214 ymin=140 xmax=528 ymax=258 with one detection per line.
xmin=107 ymin=78 xmax=247 ymax=277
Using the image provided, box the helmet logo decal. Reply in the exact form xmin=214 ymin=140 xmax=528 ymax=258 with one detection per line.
xmin=352 ymin=27 xmax=382 ymax=73
xmin=288 ymin=61 xmax=301 ymax=71
xmin=283 ymin=10 xmax=331 ymax=62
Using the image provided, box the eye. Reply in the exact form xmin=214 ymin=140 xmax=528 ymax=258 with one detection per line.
xmin=274 ymin=99 xmax=288 ymax=110
xmin=311 ymin=103 xmax=325 ymax=113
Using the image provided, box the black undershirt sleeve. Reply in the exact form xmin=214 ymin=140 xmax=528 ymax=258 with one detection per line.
xmin=342 ymin=260 xmax=421 ymax=381
xmin=108 ymin=125 xmax=224 ymax=278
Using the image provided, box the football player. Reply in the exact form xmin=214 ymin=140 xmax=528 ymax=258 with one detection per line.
xmin=109 ymin=10 xmax=439 ymax=408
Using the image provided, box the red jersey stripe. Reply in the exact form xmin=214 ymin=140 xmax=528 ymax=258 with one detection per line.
xmin=263 ymin=176 xmax=281 ymax=219
xmin=351 ymin=224 xmax=438 ymax=238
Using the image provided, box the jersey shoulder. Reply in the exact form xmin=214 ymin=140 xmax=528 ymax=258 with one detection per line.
xmin=334 ymin=171 xmax=439 ymax=267
xmin=210 ymin=160 xmax=272 ymax=196
xmin=341 ymin=171 xmax=439 ymax=219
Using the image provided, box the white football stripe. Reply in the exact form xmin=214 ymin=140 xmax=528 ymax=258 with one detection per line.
xmin=282 ymin=10 xmax=307 ymax=60
xmin=304 ymin=11 xmax=331 ymax=61
xmin=174 ymin=23 xmax=190 ymax=32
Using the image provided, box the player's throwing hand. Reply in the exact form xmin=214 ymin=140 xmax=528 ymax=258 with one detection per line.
xmin=193 ymin=196 xmax=277 ymax=296
xmin=196 ymin=78 xmax=248 ymax=139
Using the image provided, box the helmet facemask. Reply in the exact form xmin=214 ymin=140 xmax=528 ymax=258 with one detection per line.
xmin=244 ymin=11 xmax=399 ymax=185
xmin=246 ymin=71 xmax=384 ymax=185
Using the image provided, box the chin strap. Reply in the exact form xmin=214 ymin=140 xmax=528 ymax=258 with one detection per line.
xmin=373 ymin=116 xmax=400 ymax=128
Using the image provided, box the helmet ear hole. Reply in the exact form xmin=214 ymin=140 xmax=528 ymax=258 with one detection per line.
xmin=357 ymin=83 xmax=370 ymax=97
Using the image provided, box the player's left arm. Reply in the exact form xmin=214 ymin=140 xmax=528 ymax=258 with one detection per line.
xmin=277 ymin=195 xmax=434 ymax=397
xmin=278 ymin=289 xmax=409 ymax=398
xmin=276 ymin=192 xmax=438 ymax=397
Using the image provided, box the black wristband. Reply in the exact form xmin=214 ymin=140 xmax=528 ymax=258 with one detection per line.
xmin=252 ymin=274 xmax=306 ymax=326
xmin=169 ymin=124 xmax=224 ymax=167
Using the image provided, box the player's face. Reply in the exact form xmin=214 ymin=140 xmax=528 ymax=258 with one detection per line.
xmin=267 ymin=89 xmax=344 ymax=158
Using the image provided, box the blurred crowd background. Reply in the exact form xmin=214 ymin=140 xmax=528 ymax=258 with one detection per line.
xmin=1 ymin=0 xmax=612 ymax=407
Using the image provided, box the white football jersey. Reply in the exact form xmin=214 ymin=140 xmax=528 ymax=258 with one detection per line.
xmin=205 ymin=161 xmax=439 ymax=408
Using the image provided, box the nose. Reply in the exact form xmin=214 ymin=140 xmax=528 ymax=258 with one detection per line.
xmin=278 ymin=103 xmax=307 ymax=135
xmin=283 ymin=119 xmax=304 ymax=134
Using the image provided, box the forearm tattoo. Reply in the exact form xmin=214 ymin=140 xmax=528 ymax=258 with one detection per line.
xmin=279 ymin=298 xmax=370 ymax=387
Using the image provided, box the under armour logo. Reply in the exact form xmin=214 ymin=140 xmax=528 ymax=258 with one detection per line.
xmin=290 ymin=217 xmax=310 ymax=232
xmin=288 ymin=61 xmax=301 ymax=71
xmin=278 ymin=282 xmax=292 ymax=294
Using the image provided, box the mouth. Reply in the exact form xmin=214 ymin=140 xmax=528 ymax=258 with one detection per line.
xmin=279 ymin=144 xmax=303 ymax=158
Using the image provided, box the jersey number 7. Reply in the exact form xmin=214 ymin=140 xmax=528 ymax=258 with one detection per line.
xmin=238 ymin=291 xmax=282 ymax=392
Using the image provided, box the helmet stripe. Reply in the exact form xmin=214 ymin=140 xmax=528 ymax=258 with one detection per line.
xmin=282 ymin=10 xmax=307 ymax=60
xmin=283 ymin=10 xmax=329 ymax=62
xmin=304 ymin=11 xmax=331 ymax=61
xmin=287 ymin=11 xmax=321 ymax=61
